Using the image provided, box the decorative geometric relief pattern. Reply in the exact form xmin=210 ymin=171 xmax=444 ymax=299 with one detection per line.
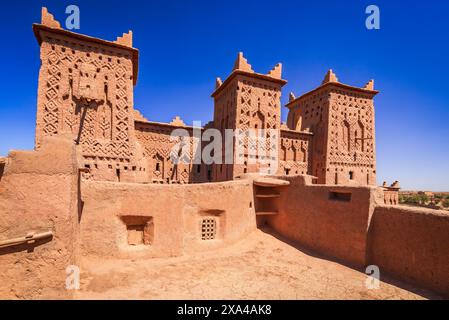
xmin=43 ymin=50 xmax=62 ymax=136
xmin=37 ymin=35 xmax=135 ymax=162
xmin=279 ymin=130 xmax=312 ymax=175
xmin=328 ymin=92 xmax=375 ymax=168
xmin=135 ymin=125 xmax=196 ymax=184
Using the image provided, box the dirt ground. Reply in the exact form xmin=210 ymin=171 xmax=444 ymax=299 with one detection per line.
xmin=76 ymin=229 xmax=440 ymax=300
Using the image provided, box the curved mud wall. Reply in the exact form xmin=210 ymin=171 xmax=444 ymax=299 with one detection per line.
xmin=367 ymin=206 xmax=449 ymax=296
xmin=266 ymin=176 xmax=449 ymax=296
xmin=79 ymin=180 xmax=256 ymax=259
xmin=266 ymin=176 xmax=378 ymax=268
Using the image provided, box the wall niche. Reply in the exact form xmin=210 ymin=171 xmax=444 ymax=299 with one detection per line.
xmin=120 ymin=216 xmax=154 ymax=246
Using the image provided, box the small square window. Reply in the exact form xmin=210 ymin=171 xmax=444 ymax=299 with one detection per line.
xmin=121 ymin=216 xmax=154 ymax=246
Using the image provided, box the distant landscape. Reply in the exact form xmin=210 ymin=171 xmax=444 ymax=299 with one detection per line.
xmin=399 ymin=191 xmax=449 ymax=211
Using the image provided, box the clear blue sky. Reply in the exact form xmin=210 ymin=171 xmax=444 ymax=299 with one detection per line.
xmin=0 ymin=0 xmax=448 ymax=191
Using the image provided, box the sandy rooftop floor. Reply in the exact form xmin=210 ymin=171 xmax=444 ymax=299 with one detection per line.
xmin=76 ymin=229 xmax=439 ymax=300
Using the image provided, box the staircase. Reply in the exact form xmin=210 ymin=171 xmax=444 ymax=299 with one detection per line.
xmin=253 ymin=177 xmax=289 ymax=216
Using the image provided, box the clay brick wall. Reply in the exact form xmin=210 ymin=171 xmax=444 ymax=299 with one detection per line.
xmin=367 ymin=206 xmax=449 ymax=296
xmin=266 ymin=175 xmax=380 ymax=268
xmin=0 ymin=137 xmax=80 ymax=299
xmin=286 ymin=79 xmax=377 ymax=186
xmin=79 ymin=180 xmax=256 ymax=259
xmin=134 ymin=121 xmax=209 ymax=184
xmin=34 ymin=24 xmax=141 ymax=183
xmin=211 ymin=53 xmax=286 ymax=181
xmin=278 ymin=130 xmax=313 ymax=176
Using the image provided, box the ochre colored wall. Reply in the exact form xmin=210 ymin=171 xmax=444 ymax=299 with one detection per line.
xmin=79 ymin=180 xmax=256 ymax=259
xmin=367 ymin=206 xmax=449 ymax=296
xmin=0 ymin=137 xmax=79 ymax=299
xmin=266 ymin=176 xmax=380 ymax=268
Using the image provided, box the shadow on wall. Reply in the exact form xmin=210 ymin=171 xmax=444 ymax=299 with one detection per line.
xmin=0 ymin=162 xmax=5 ymax=182
xmin=263 ymin=175 xmax=449 ymax=298
xmin=260 ymin=226 xmax=441 ymax=299
xmin=0 ymin=237 xmax=53 ymax=257
xmin=265 ymin=175 xmax=375 ymax=269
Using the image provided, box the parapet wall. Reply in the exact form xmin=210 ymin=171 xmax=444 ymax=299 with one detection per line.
xmin=266 ymin=176 xmax=381 ymax=268
xmin=367 ymin=206 xmax=449 ymax=296
xmin=79 ymin=179 xmax=256 ymax=259
xmin=264 ymin=175 xmax=449 ymax=296
xmin=0 ymin=137 xmax=80 ymax=299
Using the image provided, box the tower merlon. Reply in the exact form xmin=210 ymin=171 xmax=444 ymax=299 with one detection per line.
xmin=364 ymin=79 xmax=375 ymax=91
xmin=233 ymin=52 xmax=254 ymax=73
xmin=170 ymin=116 xmax=186 ymax=127
xmin=289 ymin=92 xmax=296 ymax=102
xmin=286 ymin=72 xmax=379 ymax=108
xmin=211 ymin=52 xmax=287 ymax=97
xmin=41 ymin=7 xmax=61 ymax=29
xmin=267 ymin=63 xmax=282 ymax=79
xmin=115 ymin=30 xmax=133 ymax=48
xmin=322 ymin=69 xmax=339 ymax=85
xmin=33 ymin=8 xmax=139 ymax=85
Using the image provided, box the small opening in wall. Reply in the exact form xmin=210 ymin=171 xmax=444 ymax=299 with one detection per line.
xmin=285 ymin=168 xmax=290 ymax=175
xmin=156 ymin=163 xmax=160 ymax=171
xmin=0 ymin=162 xmax=5 ymax=182
xmin=349 ymin=171 xmax=354 ymax=180
xmin=329 ymin=192 xmax=352 ymax=202
xmin=116 ymin=169 xmax=121 ymax=182
xmin=121 ymin=216 xmax=154 ymax=246
xmin=207 ymin=168 xmax=212 ymax=181
xmin=201 ymin=218 xmax=217 ymax=241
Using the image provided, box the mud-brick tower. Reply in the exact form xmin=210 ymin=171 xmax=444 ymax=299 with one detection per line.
xmin=33 ymin=8 xmax=142 ymax=182
xmin=211 ymin=53 xmax=287 ymax=181
xmin=286 ymin=70 xmax=379 ymax=185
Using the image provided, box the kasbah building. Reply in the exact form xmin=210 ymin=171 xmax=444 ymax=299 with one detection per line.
xmin=0 ymin=8 xmax=448 ymax=299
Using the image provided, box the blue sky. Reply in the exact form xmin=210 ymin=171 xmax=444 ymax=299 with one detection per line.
xmin=0 ymin=0 xmax=448 ymax=191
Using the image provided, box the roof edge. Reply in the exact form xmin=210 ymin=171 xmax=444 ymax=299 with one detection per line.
xmin=33 ymin=23 xmax=139 ymax=85
xmin=211 ymin=70 xmax=287 ymax=98
xmin=285 ymin=82 xmax=379 ymax=108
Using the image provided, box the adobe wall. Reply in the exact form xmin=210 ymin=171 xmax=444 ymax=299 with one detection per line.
xmin=278 ymin=129 xmax=313 ymax=176
xmin=0 ymin=137 xmax=79 ymax=299
xmin=134 ymin=121 xmax=209 ymax=184
xmin=79 ymin=179 xmax=256 ymax=259
xmin=367 ymin=206 xmax=449 ymax=296
xmin=266 ymin=176 xmax=381 ymax=268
